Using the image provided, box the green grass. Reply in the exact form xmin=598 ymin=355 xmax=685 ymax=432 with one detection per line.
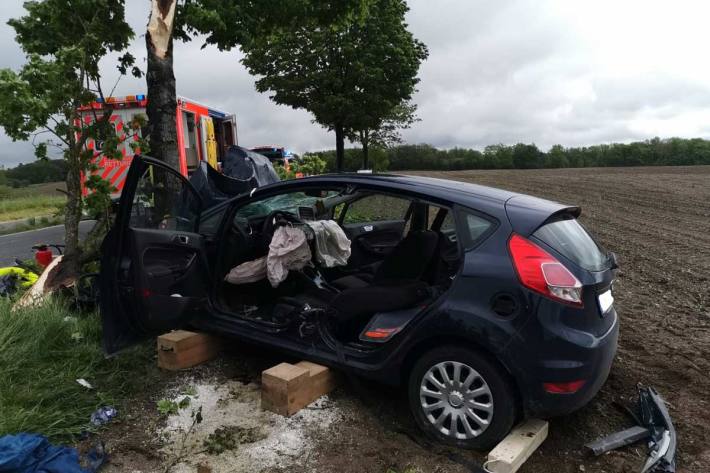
xmin=0 ymin=298 xmax=157 ymax=441
xmin=0 ymin=194 xmax=65 ymax=222
xmin=0 ymin=182 xmax=66 ymax=222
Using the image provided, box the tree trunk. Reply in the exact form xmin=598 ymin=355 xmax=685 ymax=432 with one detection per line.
xmin=335 ymin=124 xmax=345 ymax=172
xmin=360 ymin=130 xmax=369 ymax=170
xmin=48 ymin=147 xmax=82 ymax=288
xmin=79 ymin=211 xmax=112 ymax=265
xmin=146 ymin=0 xmax=179 ymax=169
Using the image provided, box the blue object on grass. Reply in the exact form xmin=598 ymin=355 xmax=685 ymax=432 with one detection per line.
xmin=90 ymin=407 xmax=117 ymax=427
xmin=0 ymin=433 xmax=89 ymax=473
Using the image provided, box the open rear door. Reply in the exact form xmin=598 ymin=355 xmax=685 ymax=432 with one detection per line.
xmin=100 ymin=156 xmax=209 ymax=354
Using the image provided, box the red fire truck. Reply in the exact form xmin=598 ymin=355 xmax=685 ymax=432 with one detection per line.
xmin=78 ymin=94 xmax=237 ymax=196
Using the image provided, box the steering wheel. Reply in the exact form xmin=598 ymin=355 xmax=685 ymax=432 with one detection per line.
xmin=261 ymin=210 xmax=302 ymax=237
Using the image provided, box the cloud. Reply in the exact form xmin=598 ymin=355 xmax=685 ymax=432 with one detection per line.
xmin=402 ymin=0 xmax=710 ymax=149
xmin=2 ymin=0 xmax=710 ymax=168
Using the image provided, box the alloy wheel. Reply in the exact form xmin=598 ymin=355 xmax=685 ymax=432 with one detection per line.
xmin=419 ymin=360 xmax=494 ymax=440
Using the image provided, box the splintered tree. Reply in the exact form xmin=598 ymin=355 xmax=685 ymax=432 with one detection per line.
xmin=0 ymin=0 xmax=139 ymax=282
xmin=146 ymin=0 xmax=179 ymax=170
xmin=144 ymin=1 xmax=375 ymax=173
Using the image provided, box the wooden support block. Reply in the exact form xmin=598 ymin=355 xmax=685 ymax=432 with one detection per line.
xmin=157 ymin=330 xmax=221 ymax=371
xmin=486 ymin=419 xmax=549 ymax=473
xmin=261 ymin=362 xmax=310 ymax=416
xmin=261 ymin=361 xmax=337 ymax=416
xmin=295 ymin=360 xmax=338 ymax=400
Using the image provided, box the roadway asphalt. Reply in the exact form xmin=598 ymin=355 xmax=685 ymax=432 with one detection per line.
xmin=0 ymin=220 xmax=95 ymax=267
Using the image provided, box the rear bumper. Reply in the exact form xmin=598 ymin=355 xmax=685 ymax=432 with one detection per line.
xmin=509 ymin=308 xmax=619 ymax=418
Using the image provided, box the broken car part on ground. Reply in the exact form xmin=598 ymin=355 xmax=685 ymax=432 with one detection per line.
xmin=586 ymin=385 xmax=677 ymax=473
xmin=99 ymin=155 xmax=619 ymax=450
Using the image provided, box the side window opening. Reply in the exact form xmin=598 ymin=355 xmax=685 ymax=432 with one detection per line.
xmin=341 ymin=194 xmax=411 ymax=224
xmin=215 ymin=188 xmax=465 ymax=344
xmin=428 ymin=206 xmax=457 ymax=238
xmin=198 ymin=205 xmax=227 ymax=237
xmin=129 ymin=165 xmax=200 ymax=232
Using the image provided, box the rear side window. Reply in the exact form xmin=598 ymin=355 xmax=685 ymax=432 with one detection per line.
xmin=465 ymin=213 xmax=492 ymax=241
xmin=533 ymin=218 xmax=609 ymax=271
xmin=457 ymin=209 xmax=495 ymax=248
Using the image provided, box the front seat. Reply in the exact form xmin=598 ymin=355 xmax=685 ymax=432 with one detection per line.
xmin=331 ymin=230 xmax=439 ymax=290
xmin=328 ymin=230 xmax=439 ymax=337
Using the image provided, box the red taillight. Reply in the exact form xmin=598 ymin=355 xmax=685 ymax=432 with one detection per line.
xmin=508 ymin=234 xmax=583 ymax=306
xmin=543 ymin=380 xmax=586 ymax=394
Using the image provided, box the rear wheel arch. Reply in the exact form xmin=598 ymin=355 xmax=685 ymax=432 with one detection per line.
xmin=400 ymin=335 xmax=523 ymax=410
xmin=405 ymin=342 xmax=521 ymax=449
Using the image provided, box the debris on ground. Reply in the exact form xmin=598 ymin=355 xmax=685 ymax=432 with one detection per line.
xmin=202 ymin=425 xmax=266 ymax=454
xmin=585 ymin=385 xmax=676 ymax=472
xmin=81 ymin=441 xmax=108 ymax=472
xmin=158 ymin=378 xmax=342 ymax=473
xmin=76 ymin=378 xmax=93 ymax=390
xmin=90 ymin=406 xmax=118 ymax=427
xmin=13 ymin=255 xmax=64 ymax=310
xmin=0 ymin=265 xmax=38 ymax=297
xmin=0 ymin=433 xmax=96 ymax=473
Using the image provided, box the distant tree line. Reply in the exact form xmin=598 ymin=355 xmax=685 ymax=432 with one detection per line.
xmin=309 ymin=137 xmax=710 ymax=172
xmin=0 ymin=159 xmax=67 ymax=187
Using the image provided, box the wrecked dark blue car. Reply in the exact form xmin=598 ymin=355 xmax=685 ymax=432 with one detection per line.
xmin=100 ymin=155 xmax=618 ymax=450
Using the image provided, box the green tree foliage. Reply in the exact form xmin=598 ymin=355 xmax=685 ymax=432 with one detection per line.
xmin=351 ymin=101 xmax=419 ymax=169
xmin=308 ymin=147 xmax=390 ymax=173
xmin=0 ymin=0 xmax=139 ymax=277
xmin=0 ymin=159 xmax=68 ymax=187
xmin=275 ymin=153 xmax=328 ymax=180
xmin=232 ymin=0 xmax=427 ymax=172
xmin=309 ymin=137 xmax=710 ymax=172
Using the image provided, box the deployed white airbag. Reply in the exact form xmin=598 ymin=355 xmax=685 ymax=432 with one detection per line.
xmin=266 ymin=225 xmax=312 ymax=287
xmin=305 ymin=220 xmax=351 ymax=267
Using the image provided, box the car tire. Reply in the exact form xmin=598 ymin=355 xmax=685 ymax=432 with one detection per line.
xmin=408 ymin=346 xmax=517 ymax=450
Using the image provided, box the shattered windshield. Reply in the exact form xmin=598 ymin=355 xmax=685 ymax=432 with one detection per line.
xmin=234 ymin=191 xmax=340 ymax=221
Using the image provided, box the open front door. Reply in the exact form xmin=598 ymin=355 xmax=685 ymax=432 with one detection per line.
xmin=100 ymin=156 xmax=208 ymax=354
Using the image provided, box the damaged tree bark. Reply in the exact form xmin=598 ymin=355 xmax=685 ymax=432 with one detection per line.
xmin=61 ymin=148 xmax=83 ymax=279
xmin=48 ymin=139 xmax=84 ymax=289
xmin=46 ymin=136 xmax=91 ymax=289
xmin=146 ymin=0 xmax=179 ymax=169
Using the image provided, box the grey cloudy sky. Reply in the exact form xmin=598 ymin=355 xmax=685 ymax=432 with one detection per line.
xmin=2 ymin=0 xmax=710 ymax=167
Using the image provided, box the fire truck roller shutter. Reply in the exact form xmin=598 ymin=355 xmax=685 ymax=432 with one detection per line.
xmin=201 ymin=116 xmax=218 ymax=169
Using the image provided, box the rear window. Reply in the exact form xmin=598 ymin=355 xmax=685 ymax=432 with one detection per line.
xmin=533 ymin=218 xmax=609 ymax=271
